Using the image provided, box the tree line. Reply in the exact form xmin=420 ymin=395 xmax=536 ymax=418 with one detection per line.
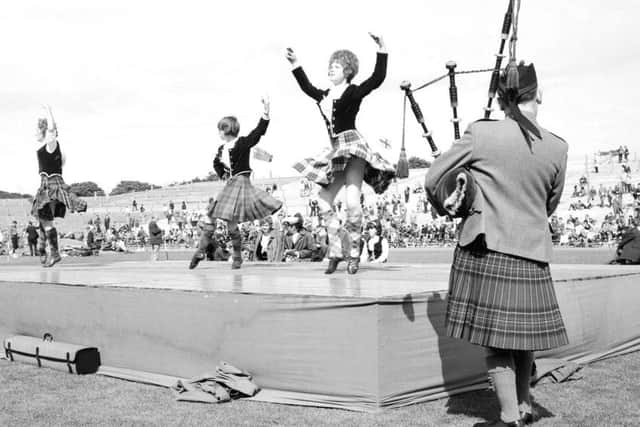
xmin=1 ymin=156 xmax=430 ymax=199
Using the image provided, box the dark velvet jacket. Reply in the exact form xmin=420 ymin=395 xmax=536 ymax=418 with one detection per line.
xmin=213 ymin=118 xmax=269 ymax=179
xmin=37 ymin=143 xmax=63 ymax=176
xmin=291 ymin=52 xmax=387 ymax=136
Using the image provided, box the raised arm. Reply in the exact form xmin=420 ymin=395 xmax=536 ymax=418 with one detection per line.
xmin=238 ymin=96 xmax=271 ymax=149
xmin=41 ymin=104 xmax=59 ymax=151
xmin=353 ymin=33 xmax=388 ymax=98
xmin=286 ymin=48 xmax=325 ymax=101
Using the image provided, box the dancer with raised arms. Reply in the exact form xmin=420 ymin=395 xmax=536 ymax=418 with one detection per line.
xmin=286 ymin=33 xmax=395 ymax=275
xmin=189 ymin=97 xmax=282 ymax=270
xmin=32 ymin=105 xmax=86 ymax=267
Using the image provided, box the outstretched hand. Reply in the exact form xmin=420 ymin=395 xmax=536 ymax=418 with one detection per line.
xmin=40 ymin=104 xmax=56 ymax=132
xmin=261 ymin=95 xmax=270 ymax=118
xmin=285 ymin=47 xmax=298 ymax=66
xmin=369 ymin=32 xmax=386 ymax=51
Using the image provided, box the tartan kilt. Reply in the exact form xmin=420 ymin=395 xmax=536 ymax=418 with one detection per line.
xmin=31 ymin=175 xmax=87 ymax=220
xmin=445 ymin=245 xmax=569 ymax=351
xmin=210 ymin=174 xmax=283 ymax=223
xmin=292 ymin=130 xmax=396 ymax=194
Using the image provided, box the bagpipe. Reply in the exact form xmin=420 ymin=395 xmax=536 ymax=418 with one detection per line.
xmin=400 ymin=0 xmax=516 ymax=218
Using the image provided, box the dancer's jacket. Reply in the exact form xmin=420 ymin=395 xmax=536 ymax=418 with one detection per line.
xmin=291 ymin=53 xmax=387 ymax=136
xmin=214 ymin=118 xmax=269 ymax=179
xmin=424 ymin=112 xmax=567 ymax=263
xmin=37 ymin=143 xmax=63 ymax=176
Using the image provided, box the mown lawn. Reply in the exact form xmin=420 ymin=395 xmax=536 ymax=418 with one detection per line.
xmin=1 ymin=351 xmax=638 ymax=426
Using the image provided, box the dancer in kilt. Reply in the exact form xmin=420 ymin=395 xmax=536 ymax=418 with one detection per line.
xmin=189 ymin=97 xmax=282 ymax=270
xmin=32 ymin=105 xmax=86 ymax=267
xmin=425 ymin=63 xmax=569 ymax=427
xmin=285 ymin=33 xmax=395 ymax=275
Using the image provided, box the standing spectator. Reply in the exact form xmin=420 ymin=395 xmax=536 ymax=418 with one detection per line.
xmin=404 ymin=186 xmax=410 ymax=203
xmin=169 ymin=200 xmax=175 ymax=213
xmin=621 ymin=167 xmax=632 ymax=193
xmin=137 ymin=226 xmax=147 ymax=250
xmin=425 ymin=62 xmax=568 ymax=426
xmin=132 ymin=199 xmax=138 ymax=211
xmin=624 ymin=145 xmax=629 ymax=162
xmin=25 ymin=221 xmax=39 ymax=256
xmin=9 ymin=221 xmax=20 ymax=257
xmin=309 ymin=199 xmax=320 ymax=217
xmin=85 ymin=225 xmax=98 ymax=254
xmin=104 ymin=214 xmax=111 ymax=232
xmin=148 ymin=216 xmax=163 ymax=261
xmin=181 ymin=201 xmax=187 ymax=211
xmin=140 ymin=203 xmax=145 ymax=214
xmin=618 ymin=145 xmax=624 ymax=163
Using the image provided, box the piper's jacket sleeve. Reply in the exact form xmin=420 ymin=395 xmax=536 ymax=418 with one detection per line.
xmin=547 ymin=150 xmax=567 ymax=216
xmin=424 ymin=124 xmax=474 ymax=206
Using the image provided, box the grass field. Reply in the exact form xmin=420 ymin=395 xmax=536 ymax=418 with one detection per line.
xmin=1 ymin=351 xmax=639 ymax=426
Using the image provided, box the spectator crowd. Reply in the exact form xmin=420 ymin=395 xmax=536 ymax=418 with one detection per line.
xmin=2 ymin=153 xmax=638 ymax=259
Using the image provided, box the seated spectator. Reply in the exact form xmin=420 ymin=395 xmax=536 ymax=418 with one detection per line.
xmin=311 ymin=226 xmax=329 ymax=262
xmin=114 ymin=237 xmax=130 ymax=253
xmin=360 ymin=220 xmax=389 ymax=264
xmin=283 ymin=214 xmax=316 ymax=261
xmin=211 ymin=227 xmax=231 ymax=261
xmin=253 ymin=217 xmax=284 ymax=262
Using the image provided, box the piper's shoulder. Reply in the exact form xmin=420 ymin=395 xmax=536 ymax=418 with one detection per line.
xmin=469 ymin=118 xmax=500 ymax=128
xmin=548 ymin=131 xmax=567 ymax=144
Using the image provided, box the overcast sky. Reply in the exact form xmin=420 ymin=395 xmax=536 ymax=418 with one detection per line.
xmin=1 ymin=0 xmax=639 ymax=194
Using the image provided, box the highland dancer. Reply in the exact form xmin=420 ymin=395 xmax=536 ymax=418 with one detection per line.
xmin=189 ymin=97 xmax=282 ymax=270
xmin=32 ymin=105 xmax=86 ymax=267
xmin=286 ymin=33 xmax=395 ymax=275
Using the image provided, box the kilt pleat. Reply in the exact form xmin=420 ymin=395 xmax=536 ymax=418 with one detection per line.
xmin=292 ymin=130 xmax=395 ymax=194
xmin=31 ymin=174 xmax=83 ymax=219
xmin=211 ymin=174 xmax=283 ymax=223
xmin=445 ymin=245 xmax=569 ymax=351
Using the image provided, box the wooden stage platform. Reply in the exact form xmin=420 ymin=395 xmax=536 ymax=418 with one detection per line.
xmin=0 ymin=258 xmax=635 ymax=298
xmin=1 ymin=259 xmax=639 ymax=411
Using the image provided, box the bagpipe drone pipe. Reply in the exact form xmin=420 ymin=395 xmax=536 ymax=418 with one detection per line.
xmin=399 ymin=0 xmax=515 ymax=218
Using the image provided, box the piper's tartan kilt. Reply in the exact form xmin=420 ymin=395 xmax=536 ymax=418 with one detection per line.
xmin=445 ymin=245 xmax=569 ymax=351
xmin=292 ymin=130 xmax=396 ymax=194
xmin=31 ymin=174 xmax=87 ymax=221
xmin=210 ymin=173 xmax=283 ymax=223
